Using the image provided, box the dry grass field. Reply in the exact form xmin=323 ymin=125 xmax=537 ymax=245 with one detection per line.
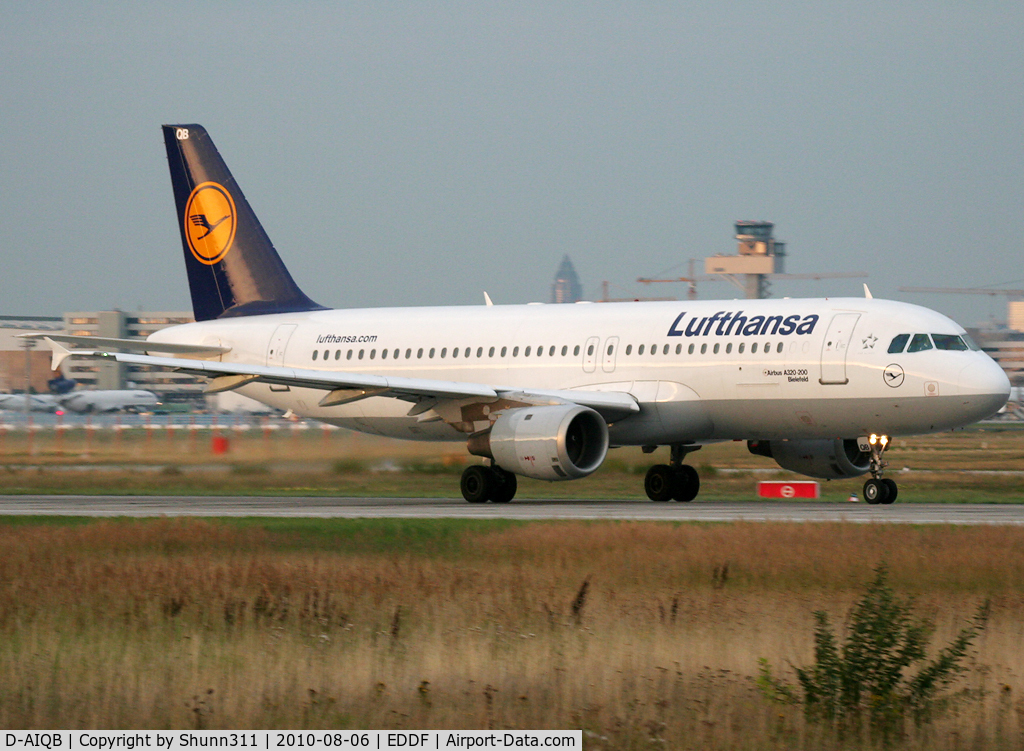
xmin=1 ymin=517 xmax=1024 ymax=748
xmin=0 ymin=423 xmax=1021 ymax=501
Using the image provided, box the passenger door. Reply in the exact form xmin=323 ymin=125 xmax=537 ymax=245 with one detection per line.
xmin=819 ymin=313 xmax=860 ymax=385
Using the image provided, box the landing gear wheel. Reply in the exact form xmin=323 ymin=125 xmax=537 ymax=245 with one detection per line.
xmin=490 ymin=467 xmax=518 ymax=503
xmin=881 ymin=478 xmax=898 ymax=505
xmin=645 ymin=465 xmax=675 ymax=502
xmin=863 ymin=478 xmax=890 ymax=505
xmin=461 ymin=465 xmax=492 ymax=503
xmin=672 ymin=465 xmax=700 ymax=502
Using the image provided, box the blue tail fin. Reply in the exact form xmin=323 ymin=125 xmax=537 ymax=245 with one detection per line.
xmin=162 ymin=124 xmax=326 ymax=321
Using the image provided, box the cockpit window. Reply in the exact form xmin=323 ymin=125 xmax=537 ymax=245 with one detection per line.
xmin=888 ymin=334 xmax=910 ymax=354
xmin=932 ymin=334 xmax=969 ymax=351
xmin=907 ymin=333 xmax=933 ymax=353
xmin=962 ymin=333 xmax=981 ymax=351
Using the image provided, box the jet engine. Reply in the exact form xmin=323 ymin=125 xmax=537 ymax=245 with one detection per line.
xmin=468 ymin=404 xmax=609 ymax=481
xmin=747 ymin=438 xmax=871 ymax=480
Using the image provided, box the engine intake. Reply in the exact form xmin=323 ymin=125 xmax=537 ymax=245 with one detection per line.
xmin=747 ymin=438 xmax=871 ymax=480
xmin=468 ymin=405 xmax=609 ymax=481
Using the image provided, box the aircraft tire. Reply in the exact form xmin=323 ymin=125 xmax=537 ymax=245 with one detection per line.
xmin=672 ymin=465 xmax=700 ymax=502
xmin=461 ymin=465 xmax=491 ymax=503
xmin=881 ymin=478 xmax=898 ymax=504
xmin=645 ymin=465 xmax=675 ymax=502
xmin=490 ymin=467 xmax=518 ymax=503
xmin=863 ymin=478 xmax=889 ymax=505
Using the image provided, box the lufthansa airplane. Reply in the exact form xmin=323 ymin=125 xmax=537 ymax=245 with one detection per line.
xmin=33 ymin=125 xmax=1010 ymax=505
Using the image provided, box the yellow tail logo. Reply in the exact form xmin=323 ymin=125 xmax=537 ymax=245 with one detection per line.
xmin=184 ymin=182 xmax=237 ymax=265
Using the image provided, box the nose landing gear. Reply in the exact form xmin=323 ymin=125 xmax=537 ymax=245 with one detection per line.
xmin=861 ymin=434 xmax=897 ymax=505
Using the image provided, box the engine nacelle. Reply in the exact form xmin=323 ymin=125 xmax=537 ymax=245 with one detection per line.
xmin=747 ymin=438 xmax=871 ymax=480
xmin=468 ymin=405 xmax=609 ymax=481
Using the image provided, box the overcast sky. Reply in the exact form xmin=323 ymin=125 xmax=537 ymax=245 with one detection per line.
xmin=2 ymin=3 xmax=1021 ymax=327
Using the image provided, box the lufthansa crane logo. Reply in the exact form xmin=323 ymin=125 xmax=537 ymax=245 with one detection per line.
xmin=184 ymin=182 xmax=237 ymax=265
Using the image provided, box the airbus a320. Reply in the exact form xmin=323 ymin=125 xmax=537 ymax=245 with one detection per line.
xmin=33 ymin=125 xmax=1010 ymax=505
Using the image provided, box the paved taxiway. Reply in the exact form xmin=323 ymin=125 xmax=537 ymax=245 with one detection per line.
xmin=0 ymin=496 xmax=1022 ymax=524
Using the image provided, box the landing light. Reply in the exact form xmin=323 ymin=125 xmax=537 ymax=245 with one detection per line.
xmin=869 ymin=434 xmax=878 ymax=445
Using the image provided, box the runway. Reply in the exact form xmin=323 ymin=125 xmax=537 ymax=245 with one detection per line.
xmin=0 ymin=495 xmax=1022 ymax=524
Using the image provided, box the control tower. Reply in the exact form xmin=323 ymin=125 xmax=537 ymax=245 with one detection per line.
xmin=704 ymin=221 xmax=786 ymax=299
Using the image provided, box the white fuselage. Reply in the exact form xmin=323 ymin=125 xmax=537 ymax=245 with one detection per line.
xmin=149 ymin=297 xmax=1010 ymax=444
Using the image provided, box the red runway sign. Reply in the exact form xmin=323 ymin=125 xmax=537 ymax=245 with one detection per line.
xmin=757 ymin=480 xmax=820 ymax=499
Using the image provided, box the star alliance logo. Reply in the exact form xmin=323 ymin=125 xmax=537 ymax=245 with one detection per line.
xmin=861 ymin=334 xmax=878 ymax=350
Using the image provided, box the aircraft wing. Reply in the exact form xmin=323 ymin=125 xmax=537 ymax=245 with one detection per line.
xmin=44 ymin=341 xmax=639 ymax=421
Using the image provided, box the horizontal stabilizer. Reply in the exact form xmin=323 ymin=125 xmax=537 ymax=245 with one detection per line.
xmin=20 ymin=333 xmax=229 ymax=356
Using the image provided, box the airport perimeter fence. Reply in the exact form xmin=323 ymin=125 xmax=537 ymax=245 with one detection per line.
xmin=0 ymin=411 xmax=350 ymax=463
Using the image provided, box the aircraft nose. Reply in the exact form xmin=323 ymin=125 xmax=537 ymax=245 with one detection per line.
xmin=958 ymin=358 xmax=1011 ymax=419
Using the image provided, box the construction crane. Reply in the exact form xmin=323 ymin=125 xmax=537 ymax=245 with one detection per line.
xmin=898 ymin=287 xmax=1024 ymax=297
xmin=899 ymin=286 xmax=1024 ymax=331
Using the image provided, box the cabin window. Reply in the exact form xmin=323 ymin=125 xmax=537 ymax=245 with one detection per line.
xmin=477 ymin=347 xmax=484 ymax=357
xmin=394 ymin=349 xmax=400 ymax=359
xmin=726 ymin=343 xmax=732 ymax=354
xmin=651 ymin=344 xmax=657 ymax=356
xmin=561 ymin=345 xmax=568 ymax=356
xmin=675 ymin=344 xmax=682 ymax=354
xmin=347 ymin=349 xmax=353 ymax=360
xmin=501 ymin=346 xmax=507 ymax=357
xmin=700 ymin=344 xmax=707 ymax=354
xmin=751 ymin=343 xmax=758 ymax=354
xmin=574 ymin=345 xmax=581 ymax=356
xmin=688 ymin=343 xmax=694 ymax=354
xmin=405 ymin=348 xmax=412 ymax=359
xmin=738 ymin=343 xmax=744 ymax=354
xmin=452 ymin=347 xmax=458 ymax=358
xmin=548 ymin=346 xmax=555 ymax=356
xmin=638 ymin=344 xmax=645 ymax=355
xmin=488 ymin=347 xmax=494 ymax=357
xmin=776 ymin=342 xmax=784 ymax=354
xmin=607 ymin=344 xmax=613 ymax=356
xmin=663 ymin=344 xmax=669 ymax=355
xmin=536 ymin=346 xmax=543 ymax=357
xmin=513 ymin=347 xmax=519 ymax=357
xmin=907 ymin=334 xmax=933 ymax=353
xmin=440 ymin=348 xmax=447 ymax=358
xmin=417 ymin=348 xmax=424 ymax=359
xmin=932 ymin=334 xmax=968 ymax=351
xmin=587 ymin=344 xmax=594 ymax=356
xmin=429 ymin=348 xmax=435 ymax=358
xmin=713 ymin=343 xmax=720 ymax=354
xmin=525 ymin=346 xmax=531 ymax=357
xmin=334 ymin=350 xmax=340 ymax=360
xmin=888 ymin=334 xmax=910 ymax=354
xmin=381 ymin=349 xmax=388 ymax=360
xmin=370 ymin=349 xmax=376 ymax=359
xmin=312 ymin=350 xmax=318 ymax=361
xmin=625 ymin=344 xmax=632 ymax=355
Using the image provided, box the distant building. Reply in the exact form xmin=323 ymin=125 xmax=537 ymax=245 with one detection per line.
xmin=550 ymin=255 xmax=583 ymax=303
xmin=0 ymin=316 xmax=65 ymax=394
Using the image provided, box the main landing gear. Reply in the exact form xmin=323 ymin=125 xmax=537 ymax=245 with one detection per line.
xmin=862 ymin=434 xmax=898 ymax=505
xmin=461 ymin=464 xmax=518 ymax=503
xmin=644 ymin=444 xmax=701 ymax=502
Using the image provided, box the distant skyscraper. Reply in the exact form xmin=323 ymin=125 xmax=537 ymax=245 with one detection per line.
xmin=550 ymin=255 xmax=583 ymax=303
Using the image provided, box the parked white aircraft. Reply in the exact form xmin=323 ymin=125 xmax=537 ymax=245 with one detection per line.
xmin=32 ymin=125 xmax=1010 ymax=505
xmin=58 ymin=390 xmax=159 ymax=414
xmin=0 ymin=394 xmax=58 ymax=412
xmin=0 ymin=390 xmax=158 ymax=414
